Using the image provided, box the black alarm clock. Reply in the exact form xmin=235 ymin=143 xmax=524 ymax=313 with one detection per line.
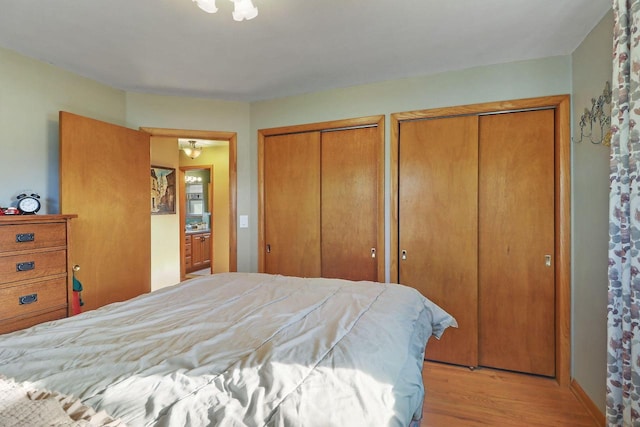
xmin=16 ymin=193 xmax=41 ymax=215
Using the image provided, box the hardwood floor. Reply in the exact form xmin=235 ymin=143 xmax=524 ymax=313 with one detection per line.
xmin=422 ymin=362 xmax=599 ymax=426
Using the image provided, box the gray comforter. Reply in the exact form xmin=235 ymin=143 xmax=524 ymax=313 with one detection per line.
xmin=0 ymin=273 xmax=456 ymax=426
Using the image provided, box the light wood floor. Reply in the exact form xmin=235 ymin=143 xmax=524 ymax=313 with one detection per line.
xmin=422 ymin=362 xmax=599 ymax=427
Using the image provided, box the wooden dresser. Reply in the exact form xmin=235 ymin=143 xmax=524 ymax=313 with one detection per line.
xmin=0 ymin=215 xmax=76 ymax=334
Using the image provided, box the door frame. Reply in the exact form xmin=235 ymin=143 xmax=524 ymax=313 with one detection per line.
xmin=390 ymin=95 xmax=571 ymax=387
xmin=141 ymin=127 xmax=238 ymax=276
xmin=181 ymin=165 xmax=214 ymax=277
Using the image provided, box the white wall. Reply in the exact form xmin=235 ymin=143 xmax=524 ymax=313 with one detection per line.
xmin=571 ymin=10 xmax=613 ymax=412
xmin=0 ymin=46 xmax=126 ymax=212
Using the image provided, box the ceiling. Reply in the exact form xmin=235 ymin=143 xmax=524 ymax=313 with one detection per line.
xmin=0 ymin=0 xmax=611 ymax=102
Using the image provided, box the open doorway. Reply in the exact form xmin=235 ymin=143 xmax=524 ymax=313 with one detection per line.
xmin=182 ymin=166 xmax=213 ymax=277
xmin=142 ymin=127 xmax=238 ymax=285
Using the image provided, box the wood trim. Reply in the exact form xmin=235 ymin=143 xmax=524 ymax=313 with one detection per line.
xmin=375 ymin=116 xmax=385 ymax=282
xmin=258 ymin=131 xmax=266 ymax=273
xmin=141 ymin=128 xmax=236 ymax=141
xmin=392 ymin=95 xmax=571 ymax=122
xmin=0 ymin=215 xmax=77 ymax=224
xmin=555 ymin=95 xmax=572 ymax=387
xmin=570 ymin=379 xmax=605 ymax=427
xmin=390 ymin=94 xmax=571 ymax=385
xmin=258 ymin=115 xmax=385 ymax=137
xmin=390 ymin=114 xmax=400 ymax=284
xmin=178 ymin=169 xmax=186 ymax=280
xmin=258 ymin=115 xmax=385 ymax=280
xmin=140 ymin=127 xmax=238 ymax=274
xmin=228 ymin=134 xmax=238 ymax=272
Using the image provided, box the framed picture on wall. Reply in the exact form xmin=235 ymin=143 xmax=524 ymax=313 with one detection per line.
xmin=151 ymin=166 xmax=176 ymax=215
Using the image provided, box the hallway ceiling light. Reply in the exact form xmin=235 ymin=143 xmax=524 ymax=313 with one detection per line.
xmin=183 ymin=140 xmax=203 ymax=159
xmin=192 ymin=0 xmax=258 ymax=21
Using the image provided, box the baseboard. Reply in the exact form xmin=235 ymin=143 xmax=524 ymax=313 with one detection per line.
xmin=570 ymin=379 xmax=605 ymax=427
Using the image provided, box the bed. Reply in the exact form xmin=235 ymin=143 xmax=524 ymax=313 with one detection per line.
xmin=0 ymin=272 xmax=456 ymax=426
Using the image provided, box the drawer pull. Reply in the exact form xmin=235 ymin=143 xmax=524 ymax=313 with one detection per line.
xmin=16 ymin=261 xmax=35 ymax=272
xmin=15 ymin=233 xmax=35 ymax=243
xmin=19 ymin=293 xmax=38 ymax=305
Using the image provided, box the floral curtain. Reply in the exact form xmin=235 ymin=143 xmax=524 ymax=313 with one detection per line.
xmin=607 ymin=0 xmax=640 ymax=425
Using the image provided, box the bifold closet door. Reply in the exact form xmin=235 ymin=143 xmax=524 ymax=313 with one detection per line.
xmin=264 ymin=132 xmax=321 ymax=277
xmin=398 ymin=115 xmax=479 ymax=367
xmin=478 ymin=109 xmax=556 ymax=377
xmin=321 ymin=127 xmax=379 ymax=281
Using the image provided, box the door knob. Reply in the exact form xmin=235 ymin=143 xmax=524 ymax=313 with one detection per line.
xmin=371 ymin=248 xmax=376 ymax=258
xmin=402 ymin=250 xmax=407 ymax=260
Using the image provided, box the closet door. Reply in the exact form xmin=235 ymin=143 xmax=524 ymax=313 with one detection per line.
xmin=321 ymin=127 xmax=380 ymax=281
xmin=398 ymin=115 xmax=479 ymax=367
xmin=478 ymin=109 xmax=556 ymax=376
xmin=264 ymin=132 xmax=321 ymax=277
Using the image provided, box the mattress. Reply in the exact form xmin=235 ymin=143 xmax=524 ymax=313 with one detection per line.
xmin=0 ymin=272 xmax=456 ymax=426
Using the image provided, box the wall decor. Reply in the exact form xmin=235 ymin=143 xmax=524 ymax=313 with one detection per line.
xmin=151 ymin=166 xmax=176 ymax=215
xmin=574 ymin=81 xmax=612 ymax=146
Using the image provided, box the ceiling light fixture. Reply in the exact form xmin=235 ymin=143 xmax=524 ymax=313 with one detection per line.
xmin=183 ymin=140 xmax=203 ymax=159
xmin=193 ymin=0 xmax=258 ymax=21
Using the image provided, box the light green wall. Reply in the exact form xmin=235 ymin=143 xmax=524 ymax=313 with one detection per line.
xmin=0 ymin=46 xmax=126 ymax=212
xmin=571 ymin=10 xmax=613 ymax=413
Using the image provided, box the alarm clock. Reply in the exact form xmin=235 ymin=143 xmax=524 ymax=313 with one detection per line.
xmin=16 ymin=193 xmax=41 ymax=215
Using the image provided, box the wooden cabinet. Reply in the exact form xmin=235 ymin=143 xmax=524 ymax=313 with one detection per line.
xmin=393 ymin=101 xmax=563 ymax=378
xmin=0 ymin=215 xmax=75 ymax=334
xmin=186 ymin=232 xmax=211 ymax=273
xmin=259 ymin=116 xmax=385 ymax=282
xmin=185 ymin=234 xmax=192 ymax=271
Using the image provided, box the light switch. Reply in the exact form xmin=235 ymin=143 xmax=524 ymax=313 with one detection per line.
xmin=239 ymin=215 xmax=249 ymax=228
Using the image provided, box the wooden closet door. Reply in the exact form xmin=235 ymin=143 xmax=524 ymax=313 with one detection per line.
xmin=321 ymin=127 xmax=380 ymax=281
xmin=478 ymin=109 xmax=555 ymax=376
xmin=398 ymin=115 xmax=479 ymax=367
xmin=264 ymin=132 xmax=321 ymax=277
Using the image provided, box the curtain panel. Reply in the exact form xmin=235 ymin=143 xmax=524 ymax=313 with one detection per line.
xmin=608 ymin=1 xmax=640 ymax=425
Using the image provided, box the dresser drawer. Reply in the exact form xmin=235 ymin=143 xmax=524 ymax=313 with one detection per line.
xmin=0 ymin=277 xmax=67 ymax=322
xmin=0 ymin=307 xmax=67 ymax=335
xmin=0 ymin=223 xmax=66 ymax=253
xmin=0 ymin=249 xmax=67 ymax=285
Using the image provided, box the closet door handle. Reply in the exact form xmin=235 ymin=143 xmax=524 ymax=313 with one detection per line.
xmin=266 ymin=244 xmax=271 ymax=253
xmin=371 ymin=248 xmax=376 ymax=258
xmin=401 ymin=250 xmax=407 ymax=260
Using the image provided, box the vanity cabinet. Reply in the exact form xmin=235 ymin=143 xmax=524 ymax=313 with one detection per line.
xmin=185 ymin=234 xmax=192 ymax=271
xmin=186 ymin=232 xmax=211 ymax=273
xmin=0 ymin=215 xmax=76 ymax=334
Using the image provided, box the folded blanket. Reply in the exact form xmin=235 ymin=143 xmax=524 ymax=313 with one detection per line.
xmin=0 ymin=376 xmax=126 ymax=427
